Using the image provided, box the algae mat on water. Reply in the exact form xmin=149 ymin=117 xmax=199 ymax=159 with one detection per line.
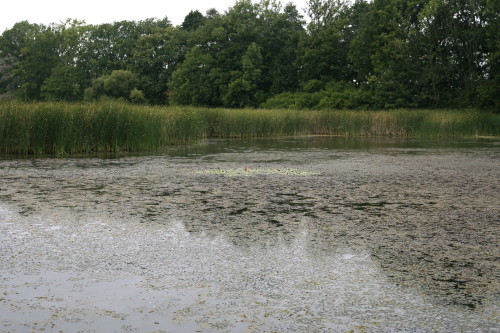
xmin=195 ymin=167 xmax=320 ymax=177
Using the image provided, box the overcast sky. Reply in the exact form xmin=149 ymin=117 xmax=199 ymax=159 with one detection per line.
xmin=1 ymin=0 xmax=310 ymax=32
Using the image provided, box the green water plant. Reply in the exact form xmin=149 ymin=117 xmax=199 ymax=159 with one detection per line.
xmin=0 ymin=100 xmax=498 ymax=155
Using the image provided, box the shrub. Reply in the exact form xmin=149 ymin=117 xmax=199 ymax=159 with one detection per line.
xmin=129 ymin=88 xmax=147 ymax=104
xmin=84 ymin=70 xmax=146 ymax=104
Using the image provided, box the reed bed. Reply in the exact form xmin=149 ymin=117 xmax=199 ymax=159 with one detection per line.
xmin=0 ymin=100 xmax=498 ymax=155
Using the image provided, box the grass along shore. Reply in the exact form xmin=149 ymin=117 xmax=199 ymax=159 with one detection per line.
xmin=0 ymin=101 xmax=498 ymax=155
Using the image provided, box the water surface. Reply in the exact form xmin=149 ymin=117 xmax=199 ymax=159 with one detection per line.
xmin=1 ymin=137 xmax=498 ymax=332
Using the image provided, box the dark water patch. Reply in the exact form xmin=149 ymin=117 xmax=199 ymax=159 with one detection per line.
xmin=268 ymin=219 xmax=284 ymax=227
xmin=345 ymin=201 xmax=390 ymax=210
xmin=0 ymin=194 xmax=12 ymax=201
xmin=202 ymin=206 xmax=225 ymax=213
xmin=229 ymin=207 xmax=249 ymax=216
xmin=154 ymin=190 xmax=175 ymax=197
xmin=18 ymin=206 xmax=35 ymax=216
xmin=284 ymin=201 xmax=315 ymax=208
xmin=193 ymin=189 xmax=211 ymax=195
xmin=433 ymin=277 xmax=469 ymax=289
xmin=83 ymin=184 xmax=106 ymax=193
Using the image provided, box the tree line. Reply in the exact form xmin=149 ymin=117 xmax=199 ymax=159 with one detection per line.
xmin=0 ymin=0 xmax=498 ymax=110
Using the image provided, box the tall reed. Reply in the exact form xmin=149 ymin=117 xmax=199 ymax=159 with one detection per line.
xmin=0 ymin=100 xmax=498 ymax=155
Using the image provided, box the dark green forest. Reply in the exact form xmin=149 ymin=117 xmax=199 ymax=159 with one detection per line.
xmin=0 ymin=0 xmax=498 ymax=110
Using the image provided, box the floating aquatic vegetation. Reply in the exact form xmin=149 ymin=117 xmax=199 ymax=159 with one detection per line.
xmin=195 ymin=167 xmax=320 ymax=177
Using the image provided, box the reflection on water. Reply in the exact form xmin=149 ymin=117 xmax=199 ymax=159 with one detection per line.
xmin=167 ymin=135 xmax=500 ymax=157
xmin=0 ymin=137 xmax=499 ymax=331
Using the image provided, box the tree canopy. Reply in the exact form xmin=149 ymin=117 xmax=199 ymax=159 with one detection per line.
xmin=0 ymin=0 xmax=497 ymax=110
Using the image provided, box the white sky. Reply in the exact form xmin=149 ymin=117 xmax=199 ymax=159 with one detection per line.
xmin=1 ymin=0 xmax=310 ymax=32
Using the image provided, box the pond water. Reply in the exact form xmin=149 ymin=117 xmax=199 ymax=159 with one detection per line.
xmin=1 ymin=136 xmax=499 ymax=332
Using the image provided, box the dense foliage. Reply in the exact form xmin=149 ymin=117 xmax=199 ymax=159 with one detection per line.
xmin=0 ymin=0 xmax=498 ymax=110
